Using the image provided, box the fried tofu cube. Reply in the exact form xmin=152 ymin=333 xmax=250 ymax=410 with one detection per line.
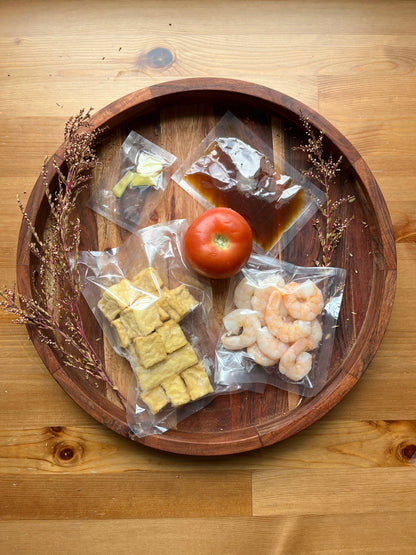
xmin=156 ymin=299 xmax=170 ymax=321
xmin=120 ymin=296 xmax=163 ymax=338
xmin=140 ymin=386 xmax=170 ymax=414
xmin=111 ymin=318 xmax=131 ymax=348
xmin=98 ymin=295 xmax=122 ymax=322
xmin=161 ymin=374 xmax=190 ymax=407
xmin=158 ymin=296 xmax=180 ymax=322
xmin=136 ymin=343 xmax=199 ymax=392
xmin=131 ymin=267 xmax=163 ymax=294
xmin=126 ymin=343 xmax=141 ymax=367
xmin=181 ymin=362 xmax=214 ymax=401
xmin=134 ymin=332 xmax=167 ymax=368
xmin=156 ymin=320 xmax=188 ymax=353
xmin=98 ymin=279 xmax=141 ymax=321
xmin=159 ymin=285 xmax=198 ymax=322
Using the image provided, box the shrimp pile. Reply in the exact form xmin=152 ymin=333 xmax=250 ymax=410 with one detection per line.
xmin=221 ymin=275 xmax=324 ymax=382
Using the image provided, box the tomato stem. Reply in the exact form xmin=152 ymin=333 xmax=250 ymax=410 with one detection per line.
xmin=212 ymin=233 xmax=229 ymax=250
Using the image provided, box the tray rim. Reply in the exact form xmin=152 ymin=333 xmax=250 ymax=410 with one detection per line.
xmin=16 ymin=77 xmax=397 ymax=456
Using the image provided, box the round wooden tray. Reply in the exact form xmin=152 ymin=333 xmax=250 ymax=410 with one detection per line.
xmin=16 ymin=78 xmax=397 ymax=456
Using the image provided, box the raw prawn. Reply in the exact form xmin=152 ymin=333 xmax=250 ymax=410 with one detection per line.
xmin=247 ymin=343 xmax=278 ymax=367
xmin=251 ymin=275 xmax=285 ymax=322
xmin=308 ymin=318 xmax=323 ymax=350
xmin=283 ymin=280 xmax=324 ymax=321
xmin=221 ymin=309 xmax=261 ymax=350
xmin=256 ymin=327 xmax=288 ymax=361
xmin=265 ymin=290 xmax=311 ymax=344
xmin=279 ymin=337 xmax=313 ymax=381
xmin=233 ymin=277 xmax=255 ymax=309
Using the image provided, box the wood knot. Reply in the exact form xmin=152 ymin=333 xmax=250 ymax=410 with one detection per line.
xmin=397 ymin=442 xmax=416 ymax=464
xmin=49 ymin=426 xmax=63 ymax=434
xmin=136 ymin=47 xmax=175 ymax=71
xmin=53 ymin=441 xmax=84 ymax=466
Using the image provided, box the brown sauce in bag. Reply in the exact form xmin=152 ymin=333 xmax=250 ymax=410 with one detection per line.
xmin=184 ymin=138 xmax=304 ymax=252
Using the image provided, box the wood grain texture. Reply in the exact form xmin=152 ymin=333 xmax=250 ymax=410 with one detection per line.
xmin=0 ymin=420 xmax=415 ymax=473
xmin=1 ymin=0 xmax=415 ymax=552
xmin=2 ymin=514 xmax=416 ymax=555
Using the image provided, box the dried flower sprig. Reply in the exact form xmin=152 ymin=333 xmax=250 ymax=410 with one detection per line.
xmin=0 ymin=109 xmax=125 ymax=406
xmin=295 ymin=111 xmax=355 ymax=267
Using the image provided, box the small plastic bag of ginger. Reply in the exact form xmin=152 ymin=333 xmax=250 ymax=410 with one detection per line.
xmin=88 ymin=130 xmax=176 ymax=233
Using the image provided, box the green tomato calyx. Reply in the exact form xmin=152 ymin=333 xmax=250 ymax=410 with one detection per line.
xmin=212 ymin=233 xmax=230 ymax=250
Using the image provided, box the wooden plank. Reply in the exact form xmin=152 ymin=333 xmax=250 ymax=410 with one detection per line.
xmin=2 ymin=34 xmax=415 ymax=78
xmin=1 ymin=0 xmax=416 ymax=36
xmin=1 ymin=513 xmax=416 ymax=555
xmin=0 ymin=472 xmax=252 ymax=519
xmin=318 ymin=75 xmax=416 ymax=177
xmin=0 ymin=419 xmax=414 ymax=474
xmin=253 ymin=467 xmax=416 ymax=516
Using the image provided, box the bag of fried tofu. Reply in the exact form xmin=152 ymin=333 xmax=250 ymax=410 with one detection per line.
xmin=78 ymin=219 xmax=220 ymax=437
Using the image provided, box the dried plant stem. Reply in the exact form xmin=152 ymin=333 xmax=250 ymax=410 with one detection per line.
xmin=295 ymin=111 xmax=354 ymax=267
xmin=0 ymin=109 xmax=126 ymax=406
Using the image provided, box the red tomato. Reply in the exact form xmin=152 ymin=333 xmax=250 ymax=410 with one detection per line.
xmin=183 ymin=207 xmax=253 ymax=279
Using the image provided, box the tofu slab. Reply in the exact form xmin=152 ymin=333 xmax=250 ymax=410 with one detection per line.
xmin=135 ymin=343 xmax=198 ymax=392
xmin=134 ymin=332 xmax=167 ymax=367
xmin=181 ymin=362 xmax=214 ymax=401
xmin=140 ymin=386 xmax=170 ymax=414
xmin=159 ymin=285 xmax=198 ymax=322
xmin=120 ymin=296 xmax=163 ymax=338
xmin=156 ymin=319 xmax=188 ymax=353
xmin=111 ymin=318 xmax=131 ymax=348
xmin=161 ymin=374 xmax=191 ymax=407
xmin=131 ymin=267 xmax=163 ymax=294
xmin=99 ymin=279 xmax=141 ymax=320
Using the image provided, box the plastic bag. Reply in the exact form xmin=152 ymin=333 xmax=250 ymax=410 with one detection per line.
xmin=77 ymin=220 xmax=219 ymax=437
xmin=171 ymin=111 xmax=325 ymax=256
xmin=88 ymin=130 xmax=176 ymax=232
xmin=215 ymin=254 xmax=346 ymax=398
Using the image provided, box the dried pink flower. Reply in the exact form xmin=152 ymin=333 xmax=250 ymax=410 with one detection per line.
xmin=0 ymin=109 xmax=125 ymax=406
xmin=295 ymin=111 xmax=354 ymax=267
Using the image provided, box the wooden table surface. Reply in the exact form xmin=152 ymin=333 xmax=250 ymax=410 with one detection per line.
xmin=1 ymin=1 xmax=415 ymax=553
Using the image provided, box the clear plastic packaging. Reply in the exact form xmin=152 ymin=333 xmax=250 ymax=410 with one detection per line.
xmin=172 ymin=111 xmax=325 ymax=256
xmin=215 ymin=254 xmax=346 ymax=397
xmin=88 ymin=130 xmax=176 ymax=232
xmin=77 ymin=220 xmax=220 ymax=437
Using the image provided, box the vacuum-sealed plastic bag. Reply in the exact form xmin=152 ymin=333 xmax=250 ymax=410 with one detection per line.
xmin=78 ymin=220 xmax=219 ymax=437
xmin=215 ymin=254 xmax=346 ymax=397
xmin=172 ymin=111 xmax=325 ymax=255
xmin=88 ymin=130 xmax=176 ymax=232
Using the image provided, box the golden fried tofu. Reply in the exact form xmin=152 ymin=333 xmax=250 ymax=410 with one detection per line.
xmin=181 ymin=362 xmax=213 ymax=401
xmin=111 ymin=318 xmax=131 ymax=348
xmin=159 ymin=285 xmax=198 ymax=322
xmin=131 ymin=267 xmax=163 ymax=294
xmin=98 ymin=279 xmax=141 ymax=321
xmin=120 ymin=296 xmax=163 ymax=338
xmin=134 ymin=332 xmax=167 ymax=368
xmin=156 ymin=320 xmax=188 ymax=353
xmin=140 ymin=386 xmax=169 ymax=414
xmin=158 ymin=297 xmax=180 ymax=322
xmin=126 ymin=343 xmax=141 ymax=367
xmin=161 ymin=374 xmax=190 ymax=407
xmin=136 ymin=343 xmax=199 ymax=392
xmin=98 ymin=296 xmax=121 ymax=322
xmin=156 ymin=299 xmax=170 ymax=321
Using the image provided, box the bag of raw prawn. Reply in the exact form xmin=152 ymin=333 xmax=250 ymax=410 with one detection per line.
xmin=215 ymin=254 xmax=346 ymax=397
